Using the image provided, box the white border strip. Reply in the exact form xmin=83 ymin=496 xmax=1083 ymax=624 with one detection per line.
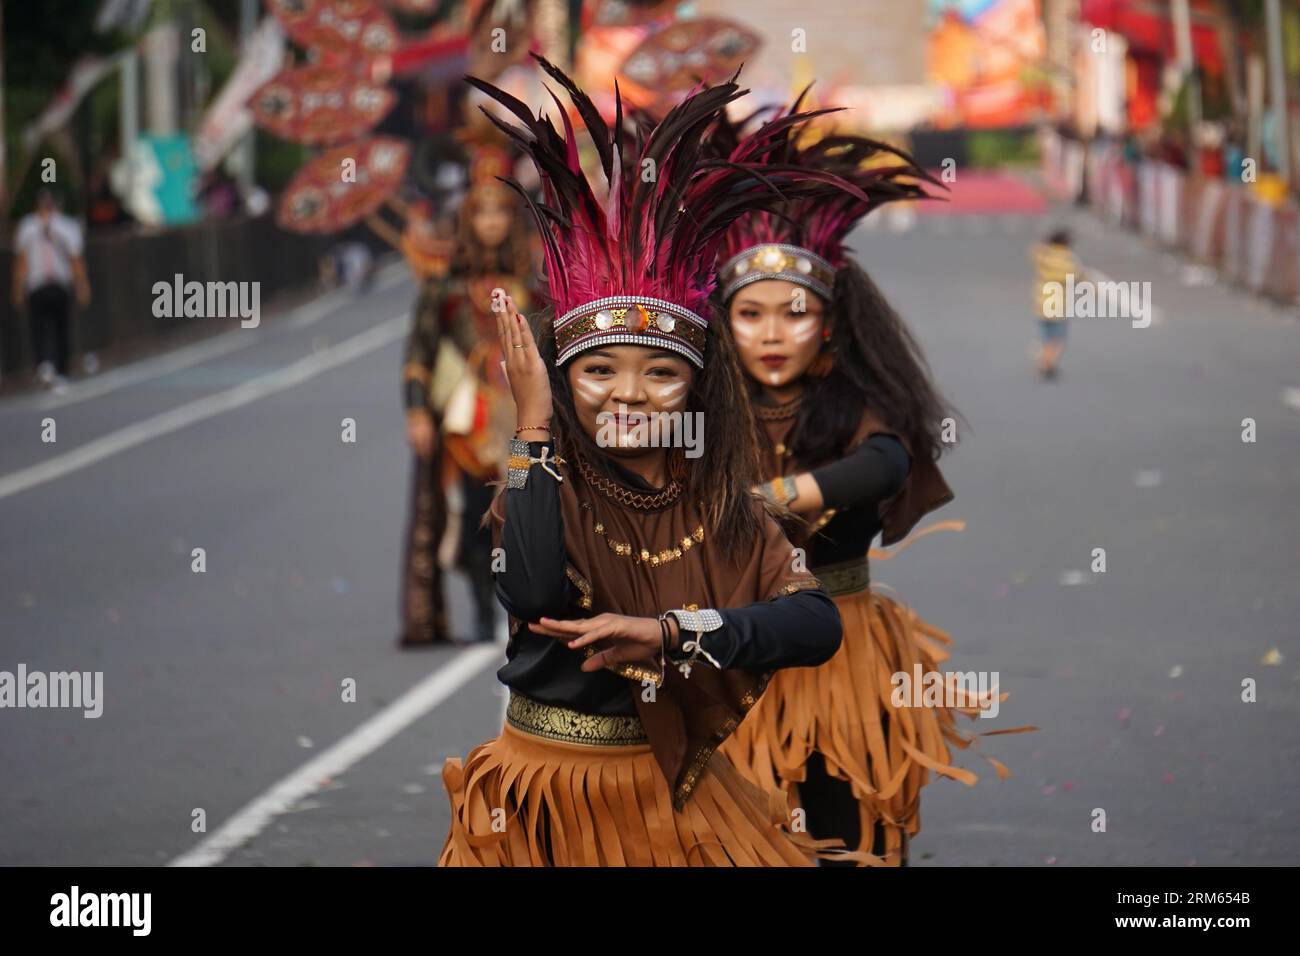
xmin=0 ymin=314 xmax=408 ymax=502
xmin=169 ymin=643 xmax=501 ymax=867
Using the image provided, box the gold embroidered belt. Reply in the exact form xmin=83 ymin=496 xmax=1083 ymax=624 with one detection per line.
xmin=506 ymin=692 xmax=648 ymax=747
xmin=813 ymin=558 xmax=871 ymax=598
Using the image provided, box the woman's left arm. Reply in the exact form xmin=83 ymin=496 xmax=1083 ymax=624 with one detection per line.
xmin=530 ymin=587 xmax=842 ymax=675
xmin=702 ymin=588 xmax=842 ymax=669
xmin=760 ymin=434 xmax=910 ymax=515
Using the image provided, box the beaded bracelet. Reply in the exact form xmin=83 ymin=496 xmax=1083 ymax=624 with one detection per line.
xmin=506 ymin=438 xmax=565 ymax=489
xmin=758 ymin=475 xmax=797 ymax=508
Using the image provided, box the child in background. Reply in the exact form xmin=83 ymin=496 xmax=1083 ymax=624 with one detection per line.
xmin=1031 ymin=228 xmax=1081 ymax=380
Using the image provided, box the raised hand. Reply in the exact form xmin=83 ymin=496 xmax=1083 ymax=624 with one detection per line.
xmin=495 ymin=293 xmax=552 ymax=433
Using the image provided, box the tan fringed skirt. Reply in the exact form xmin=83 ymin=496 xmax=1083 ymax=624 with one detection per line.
xmin=721 ymin=581 xmax=1005 ymax=866
xmin=438 ymin=694 xmax=817 ymax=867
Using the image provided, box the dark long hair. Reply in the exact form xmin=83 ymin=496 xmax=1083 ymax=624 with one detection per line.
xmin=728 ymin=260 xmax=958 ymax=468
xmin=532 ymin=306 xmax=765 ymax=554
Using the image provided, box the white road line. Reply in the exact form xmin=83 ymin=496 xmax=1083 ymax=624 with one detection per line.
xmin=32 ymin=328 xmax=259 ymax=411
xmin=375 ymin=262 xmax=412 ymax=292
xmin=28 ymin=286 xmax=366 ymax=411
xmin=169 ymin=643 xmax=502 ymax=867
xmin=287 ymin=291 xmax=346 ymax=329
xmin=0 ymin=313 xmax=409 ymax=502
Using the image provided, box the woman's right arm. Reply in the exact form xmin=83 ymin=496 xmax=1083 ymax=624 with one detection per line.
xmin=494 ymin=446 xmax=572 ymax=620
xmin=494 ymin=293 xmax=572 ymax=621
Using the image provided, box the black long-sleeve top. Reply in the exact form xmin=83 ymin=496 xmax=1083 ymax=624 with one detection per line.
xmin=797 ymin=434 xmax=911 ymax=569
xmin=494 ymin=443 xmax=843 ymax=716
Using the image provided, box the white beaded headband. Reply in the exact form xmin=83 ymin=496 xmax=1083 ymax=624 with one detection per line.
xmin=719 ymin=243 xmax=837 ymax=302
xmin=554 ymin=295 xmax=710 ymax=368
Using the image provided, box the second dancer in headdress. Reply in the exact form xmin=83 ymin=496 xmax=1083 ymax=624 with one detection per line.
xmin=714 ymin=105 xmax=1018 ymax=865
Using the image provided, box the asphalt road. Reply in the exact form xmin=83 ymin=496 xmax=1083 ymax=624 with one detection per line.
xmin=2 ymin=189 xmax=1297 ymax=867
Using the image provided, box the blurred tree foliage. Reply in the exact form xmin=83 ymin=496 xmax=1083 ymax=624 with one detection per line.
xmin=3 ymin=0 xmax=313 ymax=215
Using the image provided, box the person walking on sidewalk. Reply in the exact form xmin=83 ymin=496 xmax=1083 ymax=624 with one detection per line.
xmin=11 ymin=189 xmax=90 ymax=392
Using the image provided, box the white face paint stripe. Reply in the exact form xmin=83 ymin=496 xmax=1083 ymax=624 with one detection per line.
xmin=731 ymin=322 xmax=764 ymax=348
xmin=787 ymin=316 xmax=822 ymax=343
xmin=572 ymin=378 xmax=613 ymax=405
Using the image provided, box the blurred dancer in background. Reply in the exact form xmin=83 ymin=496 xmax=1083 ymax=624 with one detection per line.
xmin=399 ymin=147 xmax=534 ymax=647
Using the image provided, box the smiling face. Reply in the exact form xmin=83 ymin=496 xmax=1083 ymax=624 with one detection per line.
xmin=727 ymin=278 xmax=827 ymax=391
xmin=566 ymin=345 xmax=694 ymax=459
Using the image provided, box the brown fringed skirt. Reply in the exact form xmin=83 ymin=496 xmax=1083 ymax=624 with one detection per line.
xmin=438 ymin=694 xmax=818 ymax=867
xmin=721 ymin=583 xmax=1006 ymax=866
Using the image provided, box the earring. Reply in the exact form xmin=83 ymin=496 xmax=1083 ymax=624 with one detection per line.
xmin=806 ymin=322 xmax=834 ymax=378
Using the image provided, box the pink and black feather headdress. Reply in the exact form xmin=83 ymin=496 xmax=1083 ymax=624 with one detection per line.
xmin=466 ymin=57 xmax=870 ymax=367
xmin=717 ymin=91 xmax=942 ymax=302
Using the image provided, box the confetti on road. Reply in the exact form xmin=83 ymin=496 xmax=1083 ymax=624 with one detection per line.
xmin=1059 ymin=570 xmax=1088 ymax=586
xmin=1169 ymin=665 xmax=1183 ymax=678
xmin=1134 ymin=469 xmax=1163 ymax=488
xmin=1262 ymin=648 xmax=1284 ymax=666
xmin=297 ymin=736 xmax=314 ymax=749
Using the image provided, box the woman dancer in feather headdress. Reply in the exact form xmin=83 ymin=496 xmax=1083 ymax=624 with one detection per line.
xmin=714 ymin=102 xmax=1032 ymax=865
xmin=436 ymin=58 xmax=877 ymax=866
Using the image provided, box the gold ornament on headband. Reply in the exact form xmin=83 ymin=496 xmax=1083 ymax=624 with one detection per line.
xmin=721 ymin=243 xmax=836 ymax=302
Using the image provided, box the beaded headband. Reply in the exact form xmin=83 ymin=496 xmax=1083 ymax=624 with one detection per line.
xmin=718 ymin=242 xmax=836 ymax=303
xmin=555 ymin=295 xmax=709 ymax=367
